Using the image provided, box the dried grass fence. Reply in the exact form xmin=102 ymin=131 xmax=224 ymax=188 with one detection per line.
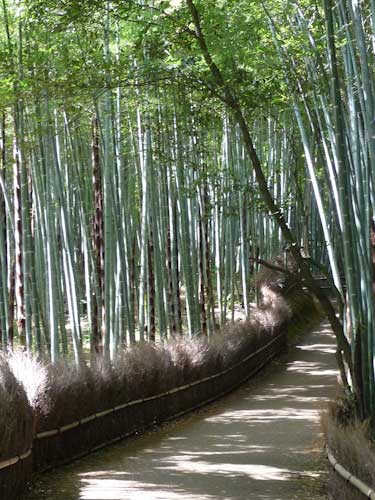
xmin=0 ymin=356 xmax=34 ymax=500
xmin=0 ymin=287 xmax=316 ymax=499
xmin=322 ymin=399 xmax=375 ymax=500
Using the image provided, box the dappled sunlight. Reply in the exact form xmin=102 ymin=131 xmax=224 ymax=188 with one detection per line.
xmin=157 ymin=459 xmax=302 ymax=481
xmin=187 ymin=445 xmax=273 ymax=455
xmin=287 ymin=366 xmax=337 ymax=377
xmin=319 ymin=328 xmax=334 ymax=334
xmin=287 ymin=361 xmax=323 ymax=370
xmin=252 ymin=394 xmax=332 ymax=403
xmin=80 ymin=478 xmax=217 ymax=500
xmin=286 ymin=360 xmax=337 ymax=377
xmin=298 ymin=344 xmax=336 ymax=354
xmin=27 ymin=320 xmax=338 ymax=500
xmin=249 ymin=384 xmax=326 ymax=396
xmin=80 ymin=471 xmax=131 ymax=478
xmin=75 ymin=326 xmax=338 ymax=499
xmin=205 ymin=407 xmax=321 ymax=424
xmin=212 ymin=441 xmax=264 ymax=449
xmin=207 ymin=434 xmax=249 ymax=445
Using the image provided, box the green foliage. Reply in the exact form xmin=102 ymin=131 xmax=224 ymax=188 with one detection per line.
xmin=0 ymin=0 xmax=318 ymax=112
xmin=0 ymin=0 xmax=374 ymax=421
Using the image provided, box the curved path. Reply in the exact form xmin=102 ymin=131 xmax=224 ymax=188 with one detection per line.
xmin=27 ymin=320 xmax=338 ymax=500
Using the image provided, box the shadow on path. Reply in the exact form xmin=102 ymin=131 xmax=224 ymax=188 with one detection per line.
xmin=28 ymin=321 xmax=338 ymax=500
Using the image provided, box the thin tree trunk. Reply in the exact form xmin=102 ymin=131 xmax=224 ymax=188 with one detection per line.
xmin=147 ymin=233 xmax=156 ymax=341
xmin=13 ymin=128 xmax=25 ymax=347
xmin=0 ymin=112 xmax=8 ymax=347
xmin=174 ymin=200 xmax=183 ymax=334
xmin=91 ymin=114 xmax=104 ymax=354
xmin=8 ymin=261 xmax=15 ymax=349
xmin=198 ymin=216 xmax=207 ymax=335
xmin=166 ymin=223 xmax=177 ymax=335
xmin=186 ymin=0 xmax=352 ymax=377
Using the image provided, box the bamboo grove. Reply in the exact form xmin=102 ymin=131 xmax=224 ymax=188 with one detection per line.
xmin=1 ymin=0 xmax=375 ymax=420
xmin=0 ymin=87 xmax=306 ymax=358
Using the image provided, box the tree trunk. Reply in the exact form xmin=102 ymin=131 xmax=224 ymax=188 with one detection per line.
xmin=198 ymin=216 xmax=207 ymax=335
xmin=147 ymin=233 xmax=156 ymax=342
xmin=13 ymin=130 xmax=25 ymax=347
xmin=166 ymin=224 xmax=177 ymax=335
xmin=186 ymin=0 xmax=352 ymax=381
xmin=0 ymin=112 xmax=7 ymax=347
xmin=91 ymin=114 xmax=104 ymax=354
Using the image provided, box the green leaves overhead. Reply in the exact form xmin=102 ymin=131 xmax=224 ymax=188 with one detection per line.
xmin=0 ymin=0 xmax=319 ymax=112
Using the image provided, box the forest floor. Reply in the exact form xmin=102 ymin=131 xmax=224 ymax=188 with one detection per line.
xmin=27 ymin=319 xmax=338 ymax=500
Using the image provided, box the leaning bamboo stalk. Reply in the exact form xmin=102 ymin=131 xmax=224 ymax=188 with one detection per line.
xmin=265 ymin=9 xmax=343 ymax=297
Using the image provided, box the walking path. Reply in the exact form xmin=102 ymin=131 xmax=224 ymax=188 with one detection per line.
xmin=28 ymin=320 xmax=338 ymax=500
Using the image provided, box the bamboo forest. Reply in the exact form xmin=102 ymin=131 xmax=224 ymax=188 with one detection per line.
xmin=1 ymin=1 xmax=375 ymax=499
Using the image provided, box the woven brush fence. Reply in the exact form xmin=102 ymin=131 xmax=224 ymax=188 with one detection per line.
xmin=0 ymin=356 xmax=34 ymax=500
xmin=32 ymin=330 xmax=286 ymax=472
xmin=0 ymin=286 xmax=316 ymax=499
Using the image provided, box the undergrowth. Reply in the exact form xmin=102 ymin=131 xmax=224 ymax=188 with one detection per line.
xmin=322 ymin=395 xmax=375 ymax=500
xmin=1 ymin=266 xmax=315 ymax=460
xmin=12 ymin=308 xmax=287 ymax=434
xmin=0 ymin=355 xmax=33 ymax=461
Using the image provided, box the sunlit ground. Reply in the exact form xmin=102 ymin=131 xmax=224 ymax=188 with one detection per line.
xmin=27 ymin=321 xmax=338 ymax=500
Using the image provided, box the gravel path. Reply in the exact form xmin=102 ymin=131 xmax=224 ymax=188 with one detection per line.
xmin=28 ymin=320 xmax=338 ymax=500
